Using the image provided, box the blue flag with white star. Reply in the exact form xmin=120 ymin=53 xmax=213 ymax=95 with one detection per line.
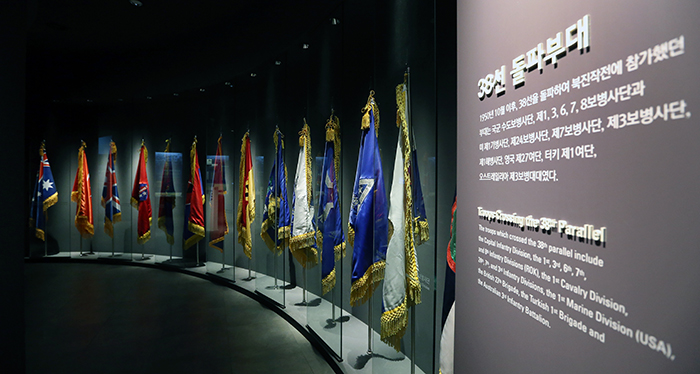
xmin=30 ymin=143 xmax=58 ymax=241
xmin=348 ymin=92 xmax=388 ymax=306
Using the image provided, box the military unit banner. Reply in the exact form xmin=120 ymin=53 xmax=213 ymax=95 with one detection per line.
xmin=348 ymin=91 xmax=389 ymax=306
xmin=261 ymin=129 xmax=291 ymax=255
xmin=209 ymin=136 xmax=229 ymax=252
xmin=101 ymin=141 xmax=122 ymax=238
xmin=290 ymin=122 xmax=318 ymax=268
xmin=184 ymin=137 xmax=205 ymax=250
xmin=72 ymin=141 xmax=94 ymax=238
xmin=318 ymin=115 xmax=345 ymax=295
xmin=236 ymin=131 xmax=256 ymax=259
xmin=131 ymin=141 xmax=152 ymax=244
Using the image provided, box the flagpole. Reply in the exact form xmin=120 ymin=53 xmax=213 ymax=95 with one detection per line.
xmin=169 ymin=244 xmax=173 ymax=260
xmin=44 ymin=211 xmax=48 ymax=257
xmin=411 ymin=306 xmax=416 ymax=374
xmin=367 ymin=296 xmax=373 ymax=354
xmin=407 ymin=65 xmax=417 ymax=374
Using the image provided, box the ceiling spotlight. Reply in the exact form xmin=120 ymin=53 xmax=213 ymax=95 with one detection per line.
xmin=250 ymin=73 xmax=257 ymax=77
xmin=302 ymin=44 xmax=309 ymax=49
xmin=146 ymin=96 xmax=152 ymax=99
xmin=275 ymin=61 xmax=282 ymax=66
xmin=199 ymin=88 xmax=205 ymax=92
xmin=224 ymin=82 xmax=231 ymax=86
xmin=330 ymin=18 xmax=340 ymax=25
xmin=173 ymin=93 xmax=179 ymax=97
xmin=130 ymin=0 xmax=143 ymax=6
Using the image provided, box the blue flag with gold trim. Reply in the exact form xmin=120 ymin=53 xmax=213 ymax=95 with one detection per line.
xmin=261 ymin=129 xmax=291 ymax=255
xmin=348 ymin=91 xmax=388 ymax=306
xmin=318 ymin=115 xmax=345 ymax=295
xmin=30 ymin=143 xmax=58 ymax=241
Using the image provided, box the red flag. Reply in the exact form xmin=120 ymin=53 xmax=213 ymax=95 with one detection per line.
xmin=184 ymin=137 xmax=205 ymax=250
xmin=71 ymin=141 xmax=94 ymax=238
xmin=131 ymin=141 xmax=152 ymax=244
xmin=209 ymin=136 xmax=228 ymax=252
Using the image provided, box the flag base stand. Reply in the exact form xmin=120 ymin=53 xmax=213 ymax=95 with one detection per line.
xmin=194 ymin=245 xmax=205 ymax=267
xmin=216 ymin=251 xmax=230 ymax=274
xmin=242 ymin=258 xmax=256 ymax=281
xmin=107 ymin=236 xmax=122 ymax=257
xmin=266 ymin=256 xmax=281 ymax=289
xmin=294 ymin=268 xmax=321 ymax=306
xmin=134 ymin=255 xmax=151 ymax=261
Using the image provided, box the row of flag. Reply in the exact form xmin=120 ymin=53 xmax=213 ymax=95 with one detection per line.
xmin=28 ymin=82 xmax=446 ymax=359
xmin=28 ymin=137 xmax=248 ymax=256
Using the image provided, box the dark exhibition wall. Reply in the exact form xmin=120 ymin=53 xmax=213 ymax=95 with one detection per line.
xmin=25 ymin=1 xmax=457 ymax=373
xmin=458 ymin=0 xmax=700 ymax=373
xmin=2 ymin=1 xmax=27 ymax=372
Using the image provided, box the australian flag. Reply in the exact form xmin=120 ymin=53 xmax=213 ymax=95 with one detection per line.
xmin=101 ymin=141 xmax=122 ymax=238
xmin=348 ymin=93 xmax=388 ymax=306
xmin=30 ymin=143 xmax=58 ymax=241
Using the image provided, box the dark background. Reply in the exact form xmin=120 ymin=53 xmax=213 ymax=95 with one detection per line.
xmin=19 ymin=0 xmax=457 ymax=372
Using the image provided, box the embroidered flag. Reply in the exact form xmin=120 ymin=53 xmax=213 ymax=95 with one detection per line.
xmin=261 ymin=129 xmax=291 ymax=255
xmin=236 ymin=132 xmax=256 ymax=259
xmin=29 ymin=142 xmax=58 ymax=241
xmin=290 ymin=122 xmax=318 ymax=268
xmin=209 ymin=136 xmax=229 ymax=252
xmin=101 ymin=141 xmax=122 ymax=238
xmin=439 ymin=196 xmax=457 ymax=374
xmin=184 ymin=137 xmax=205 ymax=250
xmin=380 ymin=81 xmax=421 ymax=350
xmin=131 ymin=141 xmax=152 ymax=244
xmin=72 ymin=141 xmax=94 ymax=238
xmin=158 ymin=139 xmax=176 ymax=245
xmin=317 ymin=115 xmax=345 ymax=295
xmin=348 ymin=91 xmax=388 ymax=306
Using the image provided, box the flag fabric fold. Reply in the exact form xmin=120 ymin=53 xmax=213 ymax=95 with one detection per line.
xmin=72 ymin=141 xmax=94 ymax=238
xmin=380 ymin=81 xmax=422 ymax=350
xmin=101 ymin=141 xmax=122 ymax=238
xmin=290 ymin=122 xmax=318 ymax=268
xmin=348 ymin=91 xmax=389 ymax=306
xmin=411 ymin=138 xmax=429 ymax=245
xmin=184 ymin=137 xmax=205 ymax=250
xmin=236 ymin=132 xmax=256 ymax=259
xmin=30 ymin=143 xmax=58 ymax=241
xmin=158 ymin=139 xmax=176 ymax=245
xmin=318 ymin=115 xmax=345 ymax=295
xmin=131 ymin=141 xmax=152 ymax=244
xmin=209 ymin=136 xmax=229 ymax=252
xmin=261 ymin=129 xmax=291 ymax=255
xmin=439 ymin=196 xmax=457 ymax=374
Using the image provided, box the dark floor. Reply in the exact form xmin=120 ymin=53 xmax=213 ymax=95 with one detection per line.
xmin=25 ymin=263 xmax=335 ymax=374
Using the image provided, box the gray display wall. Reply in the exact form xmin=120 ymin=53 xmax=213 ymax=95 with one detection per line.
xmin=457 ymin=1 xmax=700 ymax=373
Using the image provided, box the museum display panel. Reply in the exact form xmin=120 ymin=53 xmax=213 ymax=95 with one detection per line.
xmin=24 ymin=0 xmax=458 ymax=373
xmin=457 ymin=1 xmax=700 ymax=373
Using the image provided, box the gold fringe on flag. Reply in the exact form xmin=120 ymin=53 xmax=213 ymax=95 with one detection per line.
xmin=350 ymin=260 xmax=386 ymax=307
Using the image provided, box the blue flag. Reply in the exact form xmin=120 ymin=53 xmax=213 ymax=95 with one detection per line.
xmin=318 ymin=116 xmax=345 ymax=295
xmin=261 ymin=129 xmax=291 ymax=255
xmin=411 ymin=146 xmax=429 ymax=245
xmin=348 ymin=92 xmax=388 ymax=306
xmin=30 ymin=143 xmax=58 ymax=241
xmin=101 ymin=141 xmax=122 ymax=238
